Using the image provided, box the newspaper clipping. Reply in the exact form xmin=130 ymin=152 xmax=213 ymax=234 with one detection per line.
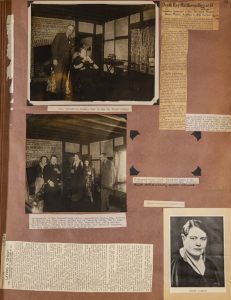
xmin=29 ymin=213 xmax=127 ymax=229
xmin=133 ymin=177 xmax=199 ymax=186
xmin=160 ymin=0 xmax=219 ymax=130
xmin=186 ymin=114 xmax=231 ymax=132
xmin=2 ymin=242 xmax=153 ymax=292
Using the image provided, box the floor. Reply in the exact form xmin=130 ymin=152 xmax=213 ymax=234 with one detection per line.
xmin=30 ymin=71 xmax=155 ymax=102
xmin=26 ymin=190 xmax=126 ymax=213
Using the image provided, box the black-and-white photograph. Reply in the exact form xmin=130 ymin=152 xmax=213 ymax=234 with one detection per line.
xmin=25 ymin=114 xmax=127 ymax=213
xmin=170 ymin=216 xmax=225 ymax=288
xmin=28 ymin=1 xmax=159 ymax=104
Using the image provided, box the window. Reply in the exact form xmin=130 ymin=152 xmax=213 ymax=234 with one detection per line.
xmin=115 ymin=17 xmax=128 ymax=37
xmin=115 ymin=39 xmax=128 ymax=61
xmin=104 ymin=18 xmax=128 ymax=72
xmin=114 ymin=149 xmax=126 ymax=192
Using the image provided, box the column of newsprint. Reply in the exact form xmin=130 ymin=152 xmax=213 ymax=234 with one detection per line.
xmin=2 ymin=241 xmax=153 ymax=292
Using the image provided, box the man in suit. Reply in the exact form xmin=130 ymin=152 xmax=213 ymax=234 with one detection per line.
xmin=100 ymin=153 xmax=116 ymax=211
xmin=43 ymin=155 xmax=62 ymax=212
xmin=51 ymin=25 xmax=75 ymax=99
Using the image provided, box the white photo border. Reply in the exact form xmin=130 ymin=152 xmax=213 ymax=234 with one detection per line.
xmin=27 ymin=0 xmax=159 ymax=106
xmin=164 ymin=208 xmax=229 ymax=298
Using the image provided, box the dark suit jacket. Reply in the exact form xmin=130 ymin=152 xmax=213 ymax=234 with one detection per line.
xmin=51 ymin=33 xmax=73 ymax=65
xmin=43 ymin=164 xmax=61 ymax=187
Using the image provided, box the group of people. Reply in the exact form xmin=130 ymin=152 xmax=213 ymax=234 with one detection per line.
xmin=33 ymin=154 xmax=94 ymax=212
xmin=49 ymin=24 xmax=101 ymax=100
xmin=32 ymin=152 xmax=115 ymax=213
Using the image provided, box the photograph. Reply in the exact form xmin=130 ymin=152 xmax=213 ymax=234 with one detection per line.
xmin=25 ymin=114 xmax=127 ymax=213
xmin=28 ymin=1 xmax=159 ymax=104
xmin=170 ymin=216 xmax=225 ymax=289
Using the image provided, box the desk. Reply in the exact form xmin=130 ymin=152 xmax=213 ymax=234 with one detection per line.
xmin=104 ymin=58 xmax=125 ymax=74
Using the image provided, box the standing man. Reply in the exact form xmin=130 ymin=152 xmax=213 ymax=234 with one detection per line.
xmin=100 ymin=153 xmax=116 ymax=211
xmin=43 ymin=155 xmax=62 ymax=212
xmin=51 ymin=24 xmax=75 ymax=99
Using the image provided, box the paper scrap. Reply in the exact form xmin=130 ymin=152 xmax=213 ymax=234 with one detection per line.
xmin=29 ymin=213 xmax=127 ymax=229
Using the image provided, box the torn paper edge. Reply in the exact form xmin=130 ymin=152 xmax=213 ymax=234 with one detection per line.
xmin=0 ymin=234 xmax=6 ymax=289
xmin=6 ymin=15 xmax=14 ymax=99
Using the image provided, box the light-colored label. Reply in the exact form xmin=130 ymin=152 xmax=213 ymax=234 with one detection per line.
xmin=2 ymin=241 xmax=153 ymax=292
xmin=6 ymin=15 xmax=14 ymax=94
xmin=144 ymin=201 xmax=185 ymax=208
xmin=186 ymin=113 xmax=231 ymax=132
xmin=29 ymin=213 xmax=127 ymax=229
xmin=160 ymin=1 xmax=219 ymax=130
xmin=47 ymin=105 xmax=132 ymax=112
xmin=133 ymin=177 xmax=199 ymax=185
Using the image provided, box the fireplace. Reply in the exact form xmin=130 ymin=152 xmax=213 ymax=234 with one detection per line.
xmin=33 ymin=45 xmax=52 ymax=80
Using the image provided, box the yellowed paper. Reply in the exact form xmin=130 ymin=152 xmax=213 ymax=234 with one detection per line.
xmin=160 ymin=1 xmax=219 ymax=130
xmin=133 ymin=177 xmax=199 ymax=185
xmin=29 ymin=213 xmax=127 ymax=229
xmin=144 ymin=201 xmax=185 ymax=208
xmin=2 ymin=242 xmax=153 ymax=292
xmin=6 ymin=15 xmax=14 ymax=95
xmin=186 ymin=114 xmax=231 ymax=132
xmin=164 ymin=208 xmax=231 ymax=300
xmin=0 ymin=234 xmax=6 ymax=289
xmin=47 ymin=105 xmax=132 ymax=112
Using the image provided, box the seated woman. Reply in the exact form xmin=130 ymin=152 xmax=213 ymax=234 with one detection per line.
xmin=171 ymin=219 xmax=221 ymax=287
xmin=70 ymin=44 xmax=100 ymax=100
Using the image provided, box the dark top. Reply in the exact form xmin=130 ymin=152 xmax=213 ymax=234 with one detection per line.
xmin=43 ymin=164 xmax=61 ymax=187
xmin=35 ymin=164 xmax=46 ymax=178
xmin=171 ymin=252 xmax=222 ymax=287
xmin=51 ymin=33 xmax=73 ymax=64
xmin=70 ymin=161 xmax=85 ymax=191
xmin=71 ymin=55 xmax=94 ymax=72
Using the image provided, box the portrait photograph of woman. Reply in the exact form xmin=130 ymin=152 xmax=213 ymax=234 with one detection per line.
xmin=170 ymin=216 xmax=225 ymax=289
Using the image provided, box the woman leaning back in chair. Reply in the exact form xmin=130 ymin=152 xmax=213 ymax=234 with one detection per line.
xmin=70 ymin=44 xmax=99 ymax=100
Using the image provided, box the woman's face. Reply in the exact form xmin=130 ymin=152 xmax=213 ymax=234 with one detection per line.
xmin=41 ymin=157 xmax=47 ymax=165
xmin=84 ymin=160 xmax=89 ymax=166
xmin=182 ymin=226 xmax=207 ymax=257
xmin=50 ymin=156 xmax=57 ymax=165
xmin=74 ymin=154 xmax=80 ymax=161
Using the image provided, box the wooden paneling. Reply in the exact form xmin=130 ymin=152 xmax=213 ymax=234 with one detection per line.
xmin=27 ymin=115 xmax=127 ymax=144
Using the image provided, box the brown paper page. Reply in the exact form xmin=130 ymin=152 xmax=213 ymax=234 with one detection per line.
xmin=1 ymin=1 xmax=231 ymax=300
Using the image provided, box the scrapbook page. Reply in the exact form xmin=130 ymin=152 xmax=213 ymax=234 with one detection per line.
xmin=0 ymin=1 xmax=231 ymax=300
